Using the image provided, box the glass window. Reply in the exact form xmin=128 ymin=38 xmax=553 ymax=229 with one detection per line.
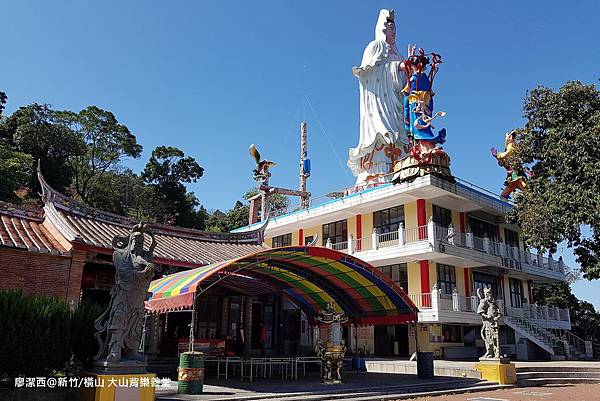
xmin=304 ymin=235 xmax=314 ymax=245
xmin=472 ymin=272 xmax=501 ymax=299
xmin=373 ymin=205 xmax=405 ymax=234
xmin=323 ymin=219 xmax=347 ymax=245
xmin=272 ymin=233 xmax=292 ymax=247
xmin=436 ymin=264 xmax=456 ymax=294
xmin=379 ymin=263 xmax=408 ymax=290
xmin=509 ymin=278 xmax=523 ymax=308
xmin=442 ymin=325 xmax=463 ymax=343
xmin=504 ymin=229 xmax=519 ymax=247
xmin=433 ymin=204 xmax=452 ymax=227
xmin=469 ymin=217 xmax=498 ymax=240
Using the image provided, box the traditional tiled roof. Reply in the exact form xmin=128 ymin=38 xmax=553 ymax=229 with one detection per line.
xmin=0 ymin=202 xmax=68 ymax=255
xmin=37 ymin=167 xmax=268 ymax=267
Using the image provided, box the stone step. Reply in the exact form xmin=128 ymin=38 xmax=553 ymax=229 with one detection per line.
xmin=518 ymin=371 xmax=600 ymax=379
xmin=518 ymin=377 xmax=600 ymax=386
xmin=517 ymin=366 xmax=600 ymax=373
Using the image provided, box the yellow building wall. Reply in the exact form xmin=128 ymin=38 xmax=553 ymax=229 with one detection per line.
xmin=347 ymin=216 xmax=356 ymax=241
xmin=404 ymin=201 xmax=418 ymax=230
xmin=407 ymin=262 xmax=421 ymax=295
xmin=428 ymin=261 xmax=437 ymax=292
xmin=265 ymin=237 xmax=273 ymax=247
xmin=291 ymin=230 xmax=299 ymax=246
xmin=301 ymin=225 xmax=321 ymax=246
xmin=425 ymin=201 xmax=433 ymax=221
xmin=451 ymin=210 xmax=461 ymax=229
xmin=455 ymin=266 xmax=466 ymax=295
xmin=362 ymin=212 xmax=373 ymax=237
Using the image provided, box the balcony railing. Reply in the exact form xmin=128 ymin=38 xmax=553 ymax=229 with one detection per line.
xmin=409 ymin=289 xmax=571 ymax=324
xmin=326 ymin=221 xmax=566 ymax=279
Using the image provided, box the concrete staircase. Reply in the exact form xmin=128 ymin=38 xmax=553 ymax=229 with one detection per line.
xmin=517 ymin=365 xmax=600 ymax=386
xmin=504 ymin=315 xmax=563 ymax=356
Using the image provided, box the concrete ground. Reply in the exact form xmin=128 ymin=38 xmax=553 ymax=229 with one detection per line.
xmin=155 ymin=372 xmax=500 ymax=401
xmin=405 ymin=383 xmax=600 ymax=400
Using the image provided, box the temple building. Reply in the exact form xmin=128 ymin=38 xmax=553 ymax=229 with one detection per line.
xmin=233 ymin=174 xmax=573 ymax=360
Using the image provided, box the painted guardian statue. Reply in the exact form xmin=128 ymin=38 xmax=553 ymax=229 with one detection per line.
xmin=491 ymin=129 xmax=531 ymax=200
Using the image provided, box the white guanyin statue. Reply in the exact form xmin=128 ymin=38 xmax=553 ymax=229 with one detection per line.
xmin=348 ymin=9 xmax=410 ymax=185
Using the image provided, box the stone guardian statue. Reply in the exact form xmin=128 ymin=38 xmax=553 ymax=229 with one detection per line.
xmin=477 ymin=287 xmax=502 ymax=359
xmin=94 ymin=223 xmax=156 ymax=369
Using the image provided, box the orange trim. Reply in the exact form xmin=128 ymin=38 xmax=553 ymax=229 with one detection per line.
xmin=419 ymin=260 xmax=430 ymax=307
xmin=417 ymin=199 xmax=427 ymax=240
xmin=298 ymin=229 xmax=304 ymax=246
xmin=464 ymin=268 xmax=471 ymax=297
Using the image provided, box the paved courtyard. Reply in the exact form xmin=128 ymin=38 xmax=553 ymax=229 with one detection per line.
xmin=155 ymin=372 xmax=500 ymax=401
xmin=406 ymin=384 xmax=600 ymax=401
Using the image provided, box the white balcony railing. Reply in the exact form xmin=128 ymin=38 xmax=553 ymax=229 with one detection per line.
xmin=326 ymin=221 xmax=567 ymax=279
xmin=409 ymin=288 xmax=571 ymax=324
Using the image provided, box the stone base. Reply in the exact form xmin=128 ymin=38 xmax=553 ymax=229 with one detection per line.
xmin=475 ymin=359 xmax=517 ymax=385
xmin=392 ymin=152 xmax=454 ymax=185
xmin=93 ymin=359 xmax=148 ymax=374
xmin=81 ymin=373 xmax=156 ymax=401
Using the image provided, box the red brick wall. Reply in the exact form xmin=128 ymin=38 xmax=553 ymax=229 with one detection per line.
xmin=0 ymin=248 xmax=86 ymax=304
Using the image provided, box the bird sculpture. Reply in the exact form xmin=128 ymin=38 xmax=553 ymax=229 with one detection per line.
xmin=249 ymin=144 xmax=276 ymax=183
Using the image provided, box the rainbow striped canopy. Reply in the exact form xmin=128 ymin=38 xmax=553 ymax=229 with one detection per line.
xmin=147 ymin=246 xmax=416 ymax=325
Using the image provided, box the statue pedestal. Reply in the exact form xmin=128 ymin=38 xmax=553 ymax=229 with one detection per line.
xmin=475 ymin=358 xmax=516 ymax=385
xmin=392 ymin=152 xmax=454 ymax=184
xmin=81 ymin=372 xmax=156 ymax=401
xmin=82 ymin=361 xmax=155 ymax=401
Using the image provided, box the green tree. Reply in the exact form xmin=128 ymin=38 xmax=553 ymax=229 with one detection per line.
xmin=0 ymin=104 xmax=86 ymax=197
xmin=533 ymin=281 xmax=600 ymax=341
xmin=58 ymin=106 xmax=142 ymax=203
xmin=0 ymin=145 xmax=32 ymax=202
xmin=142 ymin=146 xmax=204 ymax=228
xmin=510 ymin=81 xmax=600 ymax=279
xmin=0 ymin=90 xmax=6 ymax=114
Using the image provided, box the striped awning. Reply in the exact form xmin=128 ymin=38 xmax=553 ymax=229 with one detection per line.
xmin=146 ymin=246 xmax=417 ymax=325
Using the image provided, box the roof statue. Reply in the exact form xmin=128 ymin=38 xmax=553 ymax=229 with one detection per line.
xmin=249 ymin=143 xmax=276 ymax=185
xmin=348 ymin=9 xmax=410 ymax=185
xmin=491 ymin=129 xmax=531 ymax=200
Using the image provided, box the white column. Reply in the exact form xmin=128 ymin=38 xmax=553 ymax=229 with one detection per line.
xmin=483 ymin=234 xmax=490 ymax=254
xmin=398 ymin=222 xmax=405 ymax=246
xmin=554 ymin=306 xmax=560 ymax=321
xmin=372 ymin=228 xmax=379 ymax=250
xmin=348 ymin=233 xmax=354 ymax=254
xmin=542 ymin=305 xmax=549 ymax=320
xmin=565 ymin=309 xmax=571 ymax=323
xmin=452 ymin=287 xmax=460 ymax=311
xmin=466 ymin=231 xmax=474 ymax=249
xmin=427 ymin=217 xmax=436 ymax=248
xmin=471 ymin=295 xmax=479 ymax=313
xmin=431 ymin=284 xmax=440 ymax=312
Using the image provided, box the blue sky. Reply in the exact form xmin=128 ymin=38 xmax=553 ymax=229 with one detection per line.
xmin=2 ymin=0 xmax=599 ymax=307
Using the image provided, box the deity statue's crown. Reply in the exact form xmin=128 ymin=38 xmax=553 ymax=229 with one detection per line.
xmin=483 ymin=287 xmax=492 ymax=295
xmin=386 ymin=9 xmax=395 ymax=23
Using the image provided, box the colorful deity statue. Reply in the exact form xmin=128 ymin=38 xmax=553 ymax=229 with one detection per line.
xmin=402 ymin=46 xmax=447 ymax=159
xmin=491 ymin=130 xmax=530 ymax=199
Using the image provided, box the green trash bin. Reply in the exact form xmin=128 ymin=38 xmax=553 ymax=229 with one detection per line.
xmin=178 ymin=351 xmax=205 ymax=394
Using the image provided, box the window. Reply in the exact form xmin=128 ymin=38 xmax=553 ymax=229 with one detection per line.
xmin=509 ymin=278 xmax=523 ymax=308
xmin=442 ymin=325 xmax=463 ymax=343
xmin=323 ymin=220 xmax=347 ymax=245
xmin=472 ymin=272 xmax=501 ymax=299
xmin=272 ymin=233 xmax=292 ymax=247
xmin=433 ymin=204 xmax=452 ymax=227
xmin=504 ymin=229 xmax=519 ymax=247
xmin=436 ymin=264 xmax=456 ymax=294
xmin=373 ymin=205 xmax=405 ymax=234
xmin=469 ymin=217 xmax=498 ymax=240
xmin=379 ymin=263 xmax=408 ymax=290
xmin=304 ymin=236 xmax=314 ymax=245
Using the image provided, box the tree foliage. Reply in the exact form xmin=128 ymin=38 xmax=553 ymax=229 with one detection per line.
xmin=510 ymin=81 xmax=600 ymax=279
xmin=533 ymin=282 xmax=600 ymax=341
xmin=58 ymin=106 xmax=142 ymax=203
xmin=0 ymin=90 xmax=6 ymax=115
xmin=0 ymin=103 xmax=86 ymax=195
xmin=142 ymin=146 xmax=204 ymax=228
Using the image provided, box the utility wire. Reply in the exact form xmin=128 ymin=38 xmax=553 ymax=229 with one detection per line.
xmin=305 ymin=94 xmax=353 ymax=185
